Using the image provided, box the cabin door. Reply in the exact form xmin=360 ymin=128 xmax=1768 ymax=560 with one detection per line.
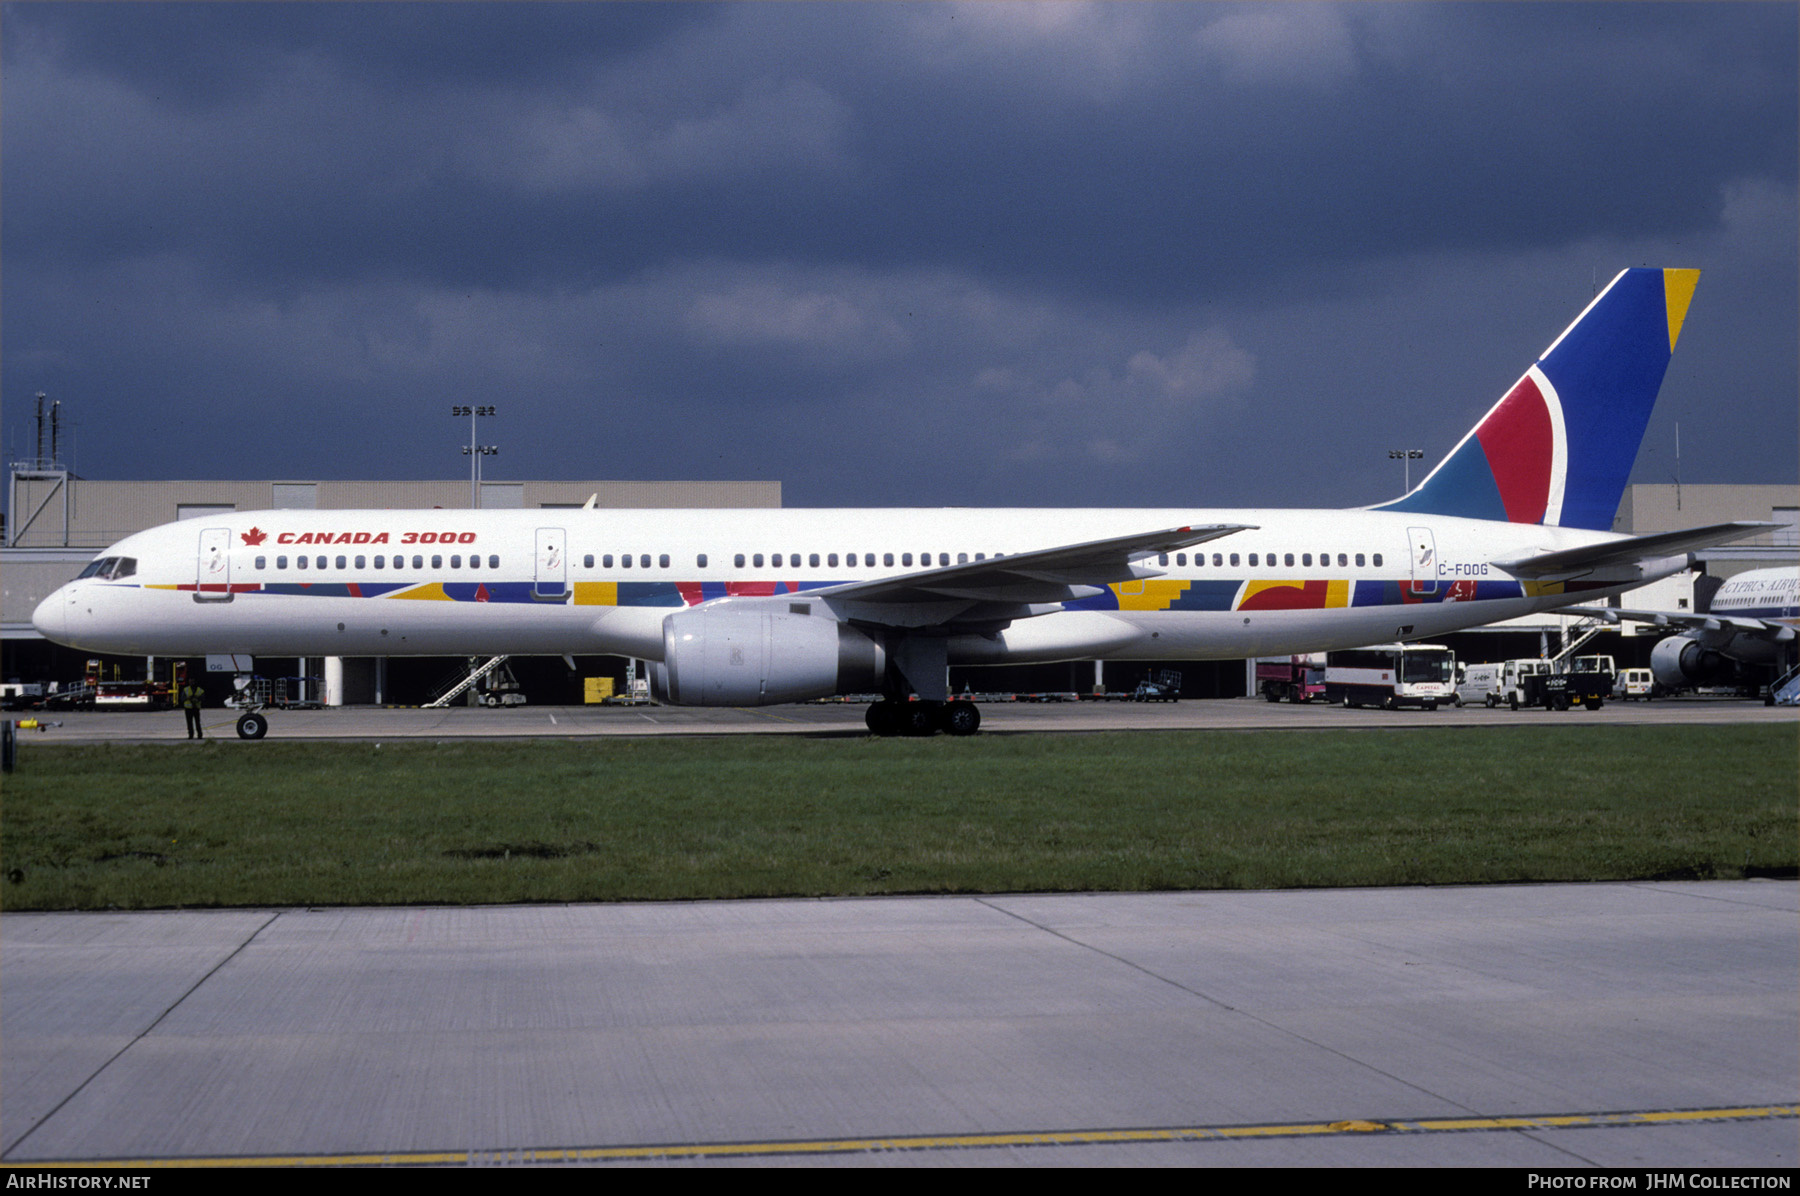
xmin=195 ymin=528 xmax=234 ymax=602
xmin=1407 ymin=526 xmax=1438 ymax=595
xmin=534 ymin=527 xmax=568 ymax=600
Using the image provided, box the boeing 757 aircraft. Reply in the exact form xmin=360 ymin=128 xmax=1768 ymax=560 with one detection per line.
xmin=33 ymin=268 xmax=1770 ymax=736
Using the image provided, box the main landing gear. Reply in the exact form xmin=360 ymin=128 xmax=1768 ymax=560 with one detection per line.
xmin=865 ymin=698 xmax=981 ymax=737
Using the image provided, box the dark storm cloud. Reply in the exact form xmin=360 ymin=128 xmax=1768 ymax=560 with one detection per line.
xmin=2 ymin=2 xmax=1793 ymax=508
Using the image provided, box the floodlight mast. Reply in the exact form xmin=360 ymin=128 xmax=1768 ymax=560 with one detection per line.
xmin=1389 ymin=447 xmax=1423 ymax=492
xmin=453 ymin=405 xmax=497 ymax=508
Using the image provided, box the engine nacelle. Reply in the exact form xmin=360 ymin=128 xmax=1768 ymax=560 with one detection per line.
xmin=1650 ymin=635 xmax=1734 ymax=689
xmin=649 ymin=606 xmax=886 ymax=706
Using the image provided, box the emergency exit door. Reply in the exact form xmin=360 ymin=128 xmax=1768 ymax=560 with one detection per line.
xmin=534 ymin=527 xmax=567 ymax=600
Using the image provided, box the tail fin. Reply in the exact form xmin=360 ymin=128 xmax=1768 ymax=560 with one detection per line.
xmin=1375 ymin=267 xmax=1699 ymax=531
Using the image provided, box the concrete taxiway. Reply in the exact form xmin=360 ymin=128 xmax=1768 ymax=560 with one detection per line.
xmin=15 ymin=692 xmax=1798 ymax=742
xmin=2 ymin=881 xmax=1794 ymax=1167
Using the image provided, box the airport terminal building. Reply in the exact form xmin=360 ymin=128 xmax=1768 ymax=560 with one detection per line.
xmin=3 ymin=471 xmax=1795 ymax=705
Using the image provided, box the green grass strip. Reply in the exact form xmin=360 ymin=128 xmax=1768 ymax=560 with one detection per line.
xmin=2 ymin=725 xmax=1793 ymax=910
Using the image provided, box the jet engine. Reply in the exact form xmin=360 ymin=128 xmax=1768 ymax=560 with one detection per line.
xmin=1649 ymin=634 xmax=1734 ymax=689
xmin=649 ymin=606 xmax=886 ymax=706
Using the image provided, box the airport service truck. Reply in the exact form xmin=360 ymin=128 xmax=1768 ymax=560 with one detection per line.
xmin=1255 ymin=655 xmax=1326 ymax=703
xmin=1520 ymin=655 xmax=1616 ymax=711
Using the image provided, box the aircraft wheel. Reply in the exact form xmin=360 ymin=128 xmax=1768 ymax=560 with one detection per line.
xmin=236 ymin=712 xmax=269 ymax=740
xmin=865 ymin=701 xmax=901 ymax=737
xmin=902 ymin=701 xmax=941 ymax=737
xmin=941 ymin=701 xmax=981 ymax=737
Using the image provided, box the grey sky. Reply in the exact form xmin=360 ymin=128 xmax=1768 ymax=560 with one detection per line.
xmin=4 ymin=2 xmax=1794 ymax=511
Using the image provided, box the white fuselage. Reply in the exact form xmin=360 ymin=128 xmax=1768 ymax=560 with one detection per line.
xmin=33 ymin=506 xmax=1679 ymax=669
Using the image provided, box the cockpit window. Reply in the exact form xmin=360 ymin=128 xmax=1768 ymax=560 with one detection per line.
xmin=77 ymin=557 xmax=138 ymax=580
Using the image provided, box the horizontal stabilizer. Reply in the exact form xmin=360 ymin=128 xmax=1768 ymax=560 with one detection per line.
xmin=812 ymin=523 xmax=1255 ymax=606
xmin=1494 ymin=522 xmax=1777 ymax=578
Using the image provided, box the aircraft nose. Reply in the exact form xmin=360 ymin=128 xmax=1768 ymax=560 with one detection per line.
xmin=31 ymin=587 xmax=68 ymax=643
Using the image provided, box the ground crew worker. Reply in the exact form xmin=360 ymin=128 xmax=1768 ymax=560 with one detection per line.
xmin=180 ymin=679 xmax=205 ymax=739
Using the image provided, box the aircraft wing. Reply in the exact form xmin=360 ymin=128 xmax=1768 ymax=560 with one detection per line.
xmin=805 ymin=523 xmax=1256 ymax=607
xmin=1492 ymin=522 xmax=1778 ymax=578
xmin=1560 ymin=606 xmax=1797 ymax=642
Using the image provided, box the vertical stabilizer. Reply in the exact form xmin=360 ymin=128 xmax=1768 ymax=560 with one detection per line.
xmin=1376 ymin=268 xmax=1698 ymax=531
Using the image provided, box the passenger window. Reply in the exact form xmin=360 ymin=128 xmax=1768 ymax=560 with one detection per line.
xmin=753 ymin=554 xmax=764 ymax=568
xmin=1355 ymin=553 xmax=1365 ymax=567
xmin=640 ymin=555 xmax=650 ymax=569
xmin=1212 ymin=553 xmax=1222 ymax=567
xmin=1373 ymin=553 xmax=1383 ymax=567
xmin=431 ymin=555 xmax=442 ymax=569
xmin=355 ymin=555 xmax=366 ymax=569
xmin=622 ymin=554 xmax=632 ymax=568
xmin=297 ymin=556 xmax=308 ymax=570
xmin=584 ymin=554 xmax=594 ymax=569
xmin=958 ymin=553 xmax=968 ymax=564
xmin=488 ymin=555 xmax=498 ymax=569
xmin=1158 ymin=554 xmax=1169 ymax=566
xmin=413 ymin=555 xmax=423 ymax=569
xmin=865 ymin=554 xmax=876 ymax=567
xmin=772 ymin=554 xmax=783 ymax=568
xmin=884 ymin=553 xmax=895 ymax=566
xmin=810 ymin=553 xmax=820 ymax=568
xmin=373 ymin=555 xmax=383 ymax=569
xmin=603 ymin=554 xmax=614 ymax=568
xmin=278 ymin=556 xmax=289 ymax=570
xmin=1229 ymin=553 xmax=1239 ymax=566
xmin=658 ymin=555 xmax=669 ymax=569
xmin=938 ymin=553 xmax=948 ymax=566
xmin=1338 ymin=553 xmax=1347 ymax=567
xmin=255 ymin=556 xmax=267 ymax=570
xmin=451 ymin=555 xmax=461 ymax=569
xmin=1176 ymin=553 xmax=1185 ymax=566
xmin=734 ymin=554 xmax=745 ymax=568
xmin=469 ymin=555 xmax=480 ymax=570
xmin=828 ymin=553 xmax=839 ymax=567
xmin=1249 ymin=553 xmax=1258 ymax=567
xmin=901 ymin=553 xmax=912 ymax=566
xmin=1302 ymin=554 xmax=1312 ymax=567
xmin=316 ymin=556 xmax=327 ymax=569
xmin=697 ymin=555 xmax=707 ymax=568
xmin=1285 ymin=553 xmax=1294 ymax=567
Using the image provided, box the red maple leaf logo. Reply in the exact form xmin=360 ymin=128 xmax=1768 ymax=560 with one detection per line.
xmin=240 ymin=527 xmax=267 ymax=547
